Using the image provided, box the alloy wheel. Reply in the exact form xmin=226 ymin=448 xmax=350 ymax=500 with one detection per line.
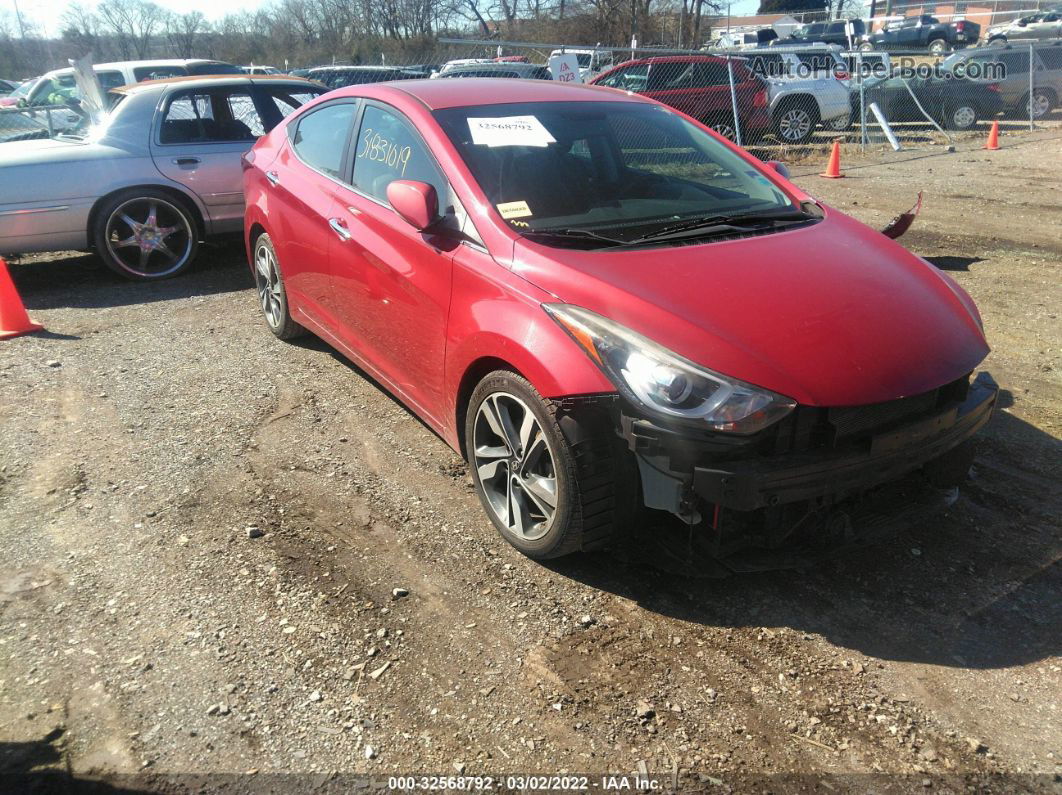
xmin=255 ymin=241 xmax=283 ymax=330
xmin=104 ymin=197 xmax=193 ymax=278
xmin=472 ymin=392 xmax=558 ymax=542
xmin=778 ymin=108 xmax=812 ymax=142
xmin=712 ymin=123 xmax=736 ymax=141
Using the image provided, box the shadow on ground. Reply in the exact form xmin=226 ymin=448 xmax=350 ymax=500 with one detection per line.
xmin=547 ymin=402 xmax=1062 ymax=671
xmin=0 ymin=729 xmax=149 ymax=794
xmin=8 ymin=241 xmax=250 ymax=312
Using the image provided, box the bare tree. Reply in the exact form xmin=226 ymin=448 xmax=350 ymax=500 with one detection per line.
xmin=61 ymin=3 xmax=101 ymax=56
xmin=98 ymin=0 xmax=162 ymax=60
xmin=164 ymin=11 xmax=208 ymax=58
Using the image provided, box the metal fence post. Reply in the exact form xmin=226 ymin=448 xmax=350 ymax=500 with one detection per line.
xmin=725 ymin=52 xmax=743 ymax=147
xmin=857 ymin=50 xmax=867 ymax=151
xmin=1029 ymin=40 xmax=1035 ymax=131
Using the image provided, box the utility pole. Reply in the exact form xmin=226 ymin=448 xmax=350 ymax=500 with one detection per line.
xmin=12 ymin=0 xmax=27 ymax=38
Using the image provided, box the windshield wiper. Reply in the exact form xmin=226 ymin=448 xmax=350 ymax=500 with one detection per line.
xmin=631 ymin=209 xmax=816 ymax=244
xmin=518 ymin=227 xmax=631 ymax=247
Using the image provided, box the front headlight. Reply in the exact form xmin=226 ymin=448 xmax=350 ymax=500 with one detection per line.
xmin=543 ymin=304 xmax=796 ymax=434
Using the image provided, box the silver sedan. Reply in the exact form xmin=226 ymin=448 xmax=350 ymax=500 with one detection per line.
xmin=0 ymin=76 xmax=323 ymax=280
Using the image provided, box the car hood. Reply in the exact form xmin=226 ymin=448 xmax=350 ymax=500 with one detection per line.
xmin=511 ymin=208 xmax=988 ymax=407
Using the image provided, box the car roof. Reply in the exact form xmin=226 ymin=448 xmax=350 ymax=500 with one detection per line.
xmin=613 ymin=54 xmax=729 ymax=66
xmin=40 ymin=59 xmax=232 ymax=78
xmin=308 ymin=65 xmax=408 ymax=72
xmin=350 ymin=78 xmax=643 ymax=110
xmin=449 ymin=62 xmax=542 ymax=71
xmin=111 ymin=75 xmax=320 ymax=94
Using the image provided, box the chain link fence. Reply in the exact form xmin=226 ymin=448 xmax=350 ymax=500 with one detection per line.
xmin=2 ymin=37 xmax=1059 ymax=165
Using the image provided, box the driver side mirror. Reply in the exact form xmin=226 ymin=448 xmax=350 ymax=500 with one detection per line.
xmin=766 ymin=160 xmax=791 ymax=179
xmin=386 ymin=180 xmax=439 ymax=231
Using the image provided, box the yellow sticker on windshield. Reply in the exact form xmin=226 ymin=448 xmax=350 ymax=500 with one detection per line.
xmin=497 ymin=200 xmax=533 ymax=220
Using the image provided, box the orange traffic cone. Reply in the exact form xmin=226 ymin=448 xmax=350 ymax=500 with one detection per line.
xmin=984 ymin=120 xmax=1000 ymax=151
xmin=820 ymin=140 xmax=845 ymax=179
xmin=0 ymin=258 xmax=43 ymax=340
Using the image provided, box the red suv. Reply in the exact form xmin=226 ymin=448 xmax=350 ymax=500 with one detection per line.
xmin=591 ymin=55 xmax=770 ymax=141
xmin=243 ymin=79 xmax=995 ymax=568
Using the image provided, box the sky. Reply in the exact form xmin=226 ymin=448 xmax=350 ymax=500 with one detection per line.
xmin=11 ymin=0 xmax=764 ymax=39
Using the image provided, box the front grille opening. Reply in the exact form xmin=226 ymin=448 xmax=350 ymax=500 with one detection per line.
xmin=771 ymin=373 xmax=972 ymax=454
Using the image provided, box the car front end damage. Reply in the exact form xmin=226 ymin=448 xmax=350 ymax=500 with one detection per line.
xmin=559 ymin=370 xmax=997 ymax=571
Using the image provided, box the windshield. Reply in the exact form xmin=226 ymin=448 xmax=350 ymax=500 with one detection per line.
xmin=433 ymin=101 xmax=794 ymax=244
xmin=10 ymin=80 xmax=35 ymax=100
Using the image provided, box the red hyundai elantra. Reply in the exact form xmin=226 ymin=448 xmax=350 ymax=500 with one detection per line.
xmin=243 ymin=78 xmax=996 ymax=565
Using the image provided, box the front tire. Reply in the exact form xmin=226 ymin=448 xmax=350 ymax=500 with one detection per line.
xmin=465 ymin=371 xmax=624 ymax=559
xmin=253 ymin=233 xmax=306 ymax=340
xmin=93 ymin=189 xmax=198 ymax=280
xmin=774 ymin=100 xmax=819 ymax=144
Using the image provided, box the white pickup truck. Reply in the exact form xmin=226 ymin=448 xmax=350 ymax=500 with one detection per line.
xmin=548 ymin=49 xmax=615 ymax=81
xmin=740 ymin=46 xmax=852 ymax=143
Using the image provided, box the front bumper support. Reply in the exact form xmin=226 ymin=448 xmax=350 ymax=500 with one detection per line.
xmin=691 ymin=373 xmax=998 ymax=512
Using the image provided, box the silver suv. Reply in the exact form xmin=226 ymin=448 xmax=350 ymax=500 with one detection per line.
xmin=741 ymin=46 xmax=851 ymax=143
xmin=943 ymin=40 xmax=1062 ymax=119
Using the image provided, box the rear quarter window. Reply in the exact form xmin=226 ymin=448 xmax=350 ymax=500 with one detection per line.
xmin=291 ymin=102 xmax=358 ymax=178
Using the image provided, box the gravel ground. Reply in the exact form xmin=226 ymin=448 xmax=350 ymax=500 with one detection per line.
xmin=0 ymin=130 xmax=1059 ymax=793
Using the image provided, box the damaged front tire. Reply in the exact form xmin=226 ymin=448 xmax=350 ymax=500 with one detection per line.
xmin=465 ymin=372 xmax=631 ymax=559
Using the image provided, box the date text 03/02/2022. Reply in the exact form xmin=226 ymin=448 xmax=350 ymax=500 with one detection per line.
xmin=385 ymin=774 xmax=664 ymax=790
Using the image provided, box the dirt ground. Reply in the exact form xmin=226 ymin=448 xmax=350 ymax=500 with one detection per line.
xmin=1 ymin=129 xmax=1059 ymax=793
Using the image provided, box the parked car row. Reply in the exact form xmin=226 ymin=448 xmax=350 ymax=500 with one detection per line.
xmin=736 ymin=9 xmax=1062 ymax=54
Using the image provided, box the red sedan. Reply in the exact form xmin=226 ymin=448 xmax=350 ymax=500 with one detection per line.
xmin=243 ymin=78 xmax=995 ymax=565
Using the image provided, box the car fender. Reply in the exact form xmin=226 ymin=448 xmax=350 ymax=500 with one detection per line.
xmin=443 ymin=268 xmax=615 ymax=451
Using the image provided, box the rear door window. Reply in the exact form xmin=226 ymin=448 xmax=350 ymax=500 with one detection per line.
xmin=159 ymin=89 xmax=263 ymax=144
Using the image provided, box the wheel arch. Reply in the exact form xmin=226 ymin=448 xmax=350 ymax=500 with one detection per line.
xmin=87 ymin=184 xmax=206 ymax=250
xmin=454 ymin=355 xmax=526 ymax=460
xmin=449 ymin=327 xmax=614 ymax=460
xmin=773 ymin=92 xmax=820 ymax=120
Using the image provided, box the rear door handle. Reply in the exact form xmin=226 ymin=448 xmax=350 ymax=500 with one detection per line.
xmin=328 ymin=218 xmax=351 ymax=241
xmin=265 ymin=170 xmax=280 ymax=186
xmin=172 ymin=157 xmax=200 ymax=166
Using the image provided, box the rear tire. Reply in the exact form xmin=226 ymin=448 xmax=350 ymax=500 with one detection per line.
xmin=928 ymin=38 xmax=949 ymax=55
xmin=93 ymin=188 xmax=198 ymax=281
xmin=465 ymin=371 xmax=627 ymax=559
xmin=253 ymin=232 xmax=306 ymax=340
xmin=1023 ymin=88 xmax=1054 ymax=119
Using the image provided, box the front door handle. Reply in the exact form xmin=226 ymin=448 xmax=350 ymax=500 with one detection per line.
xmin=265 ymin=170 xmax=280 ymax=186
xmin=328 ymin=218 xmax=352 ymax=241
xmin=172 ymin=157 xmax=200 ymax=166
